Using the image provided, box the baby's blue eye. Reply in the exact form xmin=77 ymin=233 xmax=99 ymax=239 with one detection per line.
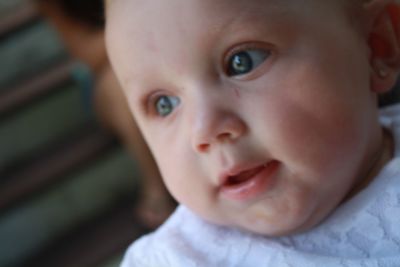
xmin=155 ymin=95 xmax=180 ymax=117
xmin=227 ymin=49 xmax=270 ymax=76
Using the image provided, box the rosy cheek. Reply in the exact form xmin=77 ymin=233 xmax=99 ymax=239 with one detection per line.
xmin=265 ymin=96 xmax=343 ymax=167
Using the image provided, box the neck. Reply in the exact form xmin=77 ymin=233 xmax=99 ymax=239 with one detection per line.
xmin=344 ymin=128 xmax=394 ymax=201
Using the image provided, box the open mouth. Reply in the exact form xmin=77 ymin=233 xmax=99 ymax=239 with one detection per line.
xmin=220 ymin=160 xmax=280 ymax=201
xmin=224 ymin=165 xmax=266 ymax=186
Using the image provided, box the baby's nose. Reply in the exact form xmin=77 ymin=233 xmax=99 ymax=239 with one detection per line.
xmin=191 ymin=109 xmax=247 ymax=153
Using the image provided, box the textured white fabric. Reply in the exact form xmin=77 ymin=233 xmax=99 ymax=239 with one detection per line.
xmin=121 ymin=104 xmax=400 ymax=267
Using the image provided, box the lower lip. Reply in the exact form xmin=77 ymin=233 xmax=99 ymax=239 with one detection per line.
xmin=220 ymin=161 xmax=280 ymax=201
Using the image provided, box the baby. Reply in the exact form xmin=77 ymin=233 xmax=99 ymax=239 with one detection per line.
xmin=105 ymin=0 xmax=400 ymax=266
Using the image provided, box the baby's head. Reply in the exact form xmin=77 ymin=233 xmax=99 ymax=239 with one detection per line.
xmin=105 ymin=0 xmax=399 ymax=236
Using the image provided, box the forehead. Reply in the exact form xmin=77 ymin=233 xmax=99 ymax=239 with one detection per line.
xmin=107 ymin=0 xmax=339 ymax=31
xmin=106 ymin=0 xmax=348 ymax=28
xmin=106 ymin=0 xmax=346 ymax=85
xmin=107 ymin=0 xmax=290 ymax=39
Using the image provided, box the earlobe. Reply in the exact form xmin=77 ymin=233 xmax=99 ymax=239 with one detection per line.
xmin=367 ymin=2 xmax=400 ymax=93
xmin=371 ymin=57 xmax=392 ymax=93
xmin=373 ymin=58 xmax=389 ymax=78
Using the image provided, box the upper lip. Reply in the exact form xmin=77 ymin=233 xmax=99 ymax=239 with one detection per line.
xmin=218 ymin=162 xmax=268 ymax=187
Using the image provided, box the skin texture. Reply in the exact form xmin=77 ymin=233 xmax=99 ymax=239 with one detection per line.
xmin=106 ymin=0 xmax=399 ymax=236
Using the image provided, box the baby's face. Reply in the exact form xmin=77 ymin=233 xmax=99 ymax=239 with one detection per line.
xmin=107 ymin=0 xmax=383 ymax=235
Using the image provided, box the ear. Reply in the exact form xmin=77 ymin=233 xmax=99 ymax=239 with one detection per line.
xmin=365 ymin=1 xmax=400 ymax=93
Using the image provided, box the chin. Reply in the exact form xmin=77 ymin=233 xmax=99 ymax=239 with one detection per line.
xmin=246 ymin=225 xmax=297 ymax=237
xmin=239 ymin=211 xmax=319 ymax=237
xmin=234 ymin=219 xmax=293 ymax=236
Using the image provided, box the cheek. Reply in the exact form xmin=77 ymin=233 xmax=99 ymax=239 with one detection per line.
xmin=136 ymin=114 xmax=211 ymax=207
xmin=150 ymin=140 xmax=207 ymax=205
xmin=251 ymin=75 xmax=367 ymax=179
xmin=279 ymin=103 xmax=355 ymax=155
xmin=153 ymin=141 xmax=225 ymax=223
xmin=148 ymin=140 xmax=185 ymax=190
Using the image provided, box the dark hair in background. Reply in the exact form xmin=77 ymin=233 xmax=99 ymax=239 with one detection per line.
xmin=59 ymin=0 xmax=105 ymax=28
xmin=38 ymin=0 xmax=105 ymax=28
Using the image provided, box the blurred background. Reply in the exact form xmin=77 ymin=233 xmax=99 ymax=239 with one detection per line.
xmin=0 ymin=0 xmax=175 ymax=266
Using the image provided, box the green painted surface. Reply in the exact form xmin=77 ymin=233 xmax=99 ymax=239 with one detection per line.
xmin=0 ymin=20 xmax=67 ymax=90
xmin=0 ymin=0 xmax=27 ymax=17
xmin=0 ymin=83 xmax=91 ymax=168
xmin=0 ymin=147 xmax=139 ymax=267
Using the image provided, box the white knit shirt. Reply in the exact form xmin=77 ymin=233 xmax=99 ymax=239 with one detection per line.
xmin=121 ymin=104 xmax=400 ymax=267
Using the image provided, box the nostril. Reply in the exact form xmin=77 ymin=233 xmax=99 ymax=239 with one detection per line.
xmin=217 ymin=132 xmax=232 ymax=141
xmin=192 ymin=112 xmax=246 ymax=153
xmin=197 ymin=143 xmax=210 ymax=152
